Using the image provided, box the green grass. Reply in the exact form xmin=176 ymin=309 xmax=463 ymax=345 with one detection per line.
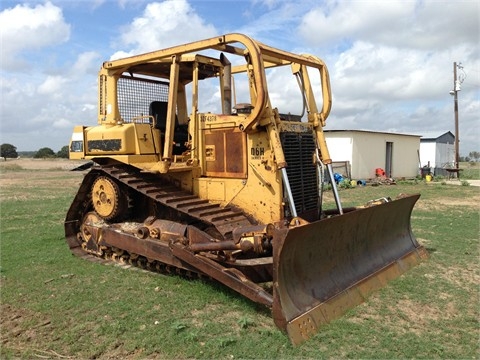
xmin=1 ymin=169 xmax=479 ymax=359
xmin=456 ymin=161 xmax=480 ymax=180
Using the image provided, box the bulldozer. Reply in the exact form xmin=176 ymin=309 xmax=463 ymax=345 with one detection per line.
xmin=65 ymin=33 xmax=427 ymax=345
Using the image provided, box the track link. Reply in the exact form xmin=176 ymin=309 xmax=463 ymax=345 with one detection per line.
xmin=70 ymin=243 xmax=205 ymax=280
xmin=65 ymin=163 xmax=255 ymax=281
xmin=101 ymin=164 xmax=252 ymax=239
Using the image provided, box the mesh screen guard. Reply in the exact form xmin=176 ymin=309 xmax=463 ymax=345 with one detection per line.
xmin=117 ymin=76 xmax=169 ymax=123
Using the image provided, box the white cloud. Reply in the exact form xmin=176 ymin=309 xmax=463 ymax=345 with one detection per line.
xmin=53 ymin=118 xmax=74 ymax=129
xmin=251 ymin=0 xmax=278 ymax=10
xmin=0 ymin=0 xmax=478 ymax=156
xmin=72 ymin=51 xmax=102 ymax=76
xmin=115 ymin=0 xmax=217 ymax=55
xmin=0 ymin=48 xmax=99 ymax=151
xmin=234 ymin=1 xmax=307 ymax=45
xmin=82 ymin=104 xmax=96 ymax=112
xmin=37 ymin=75 xmax=68 ymax=96
xmin=294 ymin=0 xmax=480 ymax=155
xmin=0 ymin=2 xmax=70 ymax=71
xmin=110 ymin=50 xmax=135 ymax=61
xmin=299 ymin=0 xmax=479 ymax=51
xmin=332 ymin=42 xmax=450 ymax=101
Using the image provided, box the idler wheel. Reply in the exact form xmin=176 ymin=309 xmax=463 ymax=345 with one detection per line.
xmin=91 ymin=176 xmax=127 ymax=221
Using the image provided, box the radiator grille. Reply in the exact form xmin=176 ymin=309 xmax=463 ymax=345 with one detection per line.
xmin=117 ymin=76 xmax=169 ymax=122
xmin=281 ymin=132 xmax=318 ymax=220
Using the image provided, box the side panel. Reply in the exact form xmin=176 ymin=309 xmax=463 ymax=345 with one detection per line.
xmin=195 ymin=126 xmax=283 ymax=224
xmin=134 ymin=123 xmax=160 ymax=155
xmin=231 ymin=129 xmax=283 ymax=223
xmin=85 ymin=124 xmax=136 ymax=155
xmin=204 ymin=127 xmax=247 ymax=178
xmin=83 ymin=123 xmax=159 ymax=156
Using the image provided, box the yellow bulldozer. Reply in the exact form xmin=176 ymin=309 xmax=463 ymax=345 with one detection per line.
xmin=65 ymin=33 xmax=427 ymax=345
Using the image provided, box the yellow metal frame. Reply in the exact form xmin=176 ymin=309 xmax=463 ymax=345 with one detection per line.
xmin=69 ymin=33 xmax=333 ymax=223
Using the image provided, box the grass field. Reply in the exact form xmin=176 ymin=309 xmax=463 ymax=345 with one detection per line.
xmin=1 ymin=159 xmax=479 ymax=359
xmin=459 ymin=161 xmax=480 ymax=180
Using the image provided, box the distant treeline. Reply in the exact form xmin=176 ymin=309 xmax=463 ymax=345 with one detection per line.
xmin=17 ymin=151 xmax=37 ymax=158
xmin=1 ymin=144 xmax=70 ymax=160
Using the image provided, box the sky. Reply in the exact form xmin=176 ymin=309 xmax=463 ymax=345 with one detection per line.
xmin=0 ymin=0 xmax=479 ymax=156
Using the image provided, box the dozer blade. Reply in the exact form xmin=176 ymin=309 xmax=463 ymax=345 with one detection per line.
xmin=272 ymin=194 xmax=428 ymax=345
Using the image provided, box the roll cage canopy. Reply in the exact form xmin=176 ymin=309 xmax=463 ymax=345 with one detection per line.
xmin=100 ymin=33 xmax=332 ymax=131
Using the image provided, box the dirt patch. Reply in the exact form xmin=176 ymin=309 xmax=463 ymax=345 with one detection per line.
xmin=445 ymin=179 xmax=480 ymax=187
xmin=387 ymin=299 xmax=458 ymax=335
xmin=349 ymin=296 xmax=458 ymax=336
xmin=0 ymin=170 xmax=85 ymax=202
xmin=189 ymin=303 xmax=222 ymax=328
xmin=437 ymin=265 xmax=480 ymax=291
xmin=0 ymin=158 xmax=89 ymax=171
xmin=0 ymin=302 xmax=152 ymax=359
xmin=189 ymin=303 xmax=272 ymax=331
xmin=395 ymin=298 xmax=457 ymax=323
xmin=439 ymin=197 xmax=480 ymax=207
xmin=0 ymin=303 xmax=65 ymax=358
xmin=414 ymin=194 xmax=480 ymax=211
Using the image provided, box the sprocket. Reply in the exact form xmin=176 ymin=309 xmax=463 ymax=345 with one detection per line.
xmin=91 ymin=176 xmax=127 ymax=221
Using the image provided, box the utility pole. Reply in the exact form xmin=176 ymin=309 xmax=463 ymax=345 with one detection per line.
xmin=452 ymin=62 xmax=460 ymax=169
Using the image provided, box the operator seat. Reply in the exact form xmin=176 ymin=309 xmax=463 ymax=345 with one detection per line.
xmin=149 ymin=101 xmax=188 ymax=155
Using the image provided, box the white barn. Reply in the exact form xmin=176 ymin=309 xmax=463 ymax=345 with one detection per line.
xmin=324 ymin=130 xmax=421 ymax=180
xmin=419 ymin=131 xmax=455 ymax=176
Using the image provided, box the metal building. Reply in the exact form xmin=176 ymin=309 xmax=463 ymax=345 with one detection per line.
xmin=324 ymin=130 xmax=421 ymax=180
xmin=419 ymin=131 xmax=455 ymax=176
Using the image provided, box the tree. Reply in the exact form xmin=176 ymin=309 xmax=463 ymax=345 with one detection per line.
xmin=0 ymin=143 xmax=18 ymax=161
xmin=57 ymin=145 xmax=69 ymax=158
xmin=34 ymin=147 xmax=56 ymax=159
xmin=468 ymin=151 xmax=480 ymax=162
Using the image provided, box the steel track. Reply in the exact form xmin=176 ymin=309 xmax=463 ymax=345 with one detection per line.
xmin=65 ymin=162 xmax=256 ymax=282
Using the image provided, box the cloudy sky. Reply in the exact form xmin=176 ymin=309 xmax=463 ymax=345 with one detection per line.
xmin=1 ymin=0 xmax=479 ymax=155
